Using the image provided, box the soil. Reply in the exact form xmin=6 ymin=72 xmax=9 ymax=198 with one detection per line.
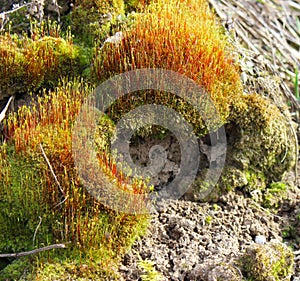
xmin=117 ymin=134 xmax=300 ymax=280
xmin=118 ymin=183 xmax=300 ymax=281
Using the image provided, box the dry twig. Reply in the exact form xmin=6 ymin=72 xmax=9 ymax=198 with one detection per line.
xmin=0 ymin=244 xmax=68 ymax=258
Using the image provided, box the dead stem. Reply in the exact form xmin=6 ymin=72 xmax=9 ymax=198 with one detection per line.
xmin=39 ymin=143 xmax=66 ymax=198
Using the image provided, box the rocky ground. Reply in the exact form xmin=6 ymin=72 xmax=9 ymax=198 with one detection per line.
xmin=118 ymin=180 xmax=300 ymax=280
xmin=118 ymin=125 xmax=299 ymax=279
xmin=118 ymin=107 xmax=300 ymax=280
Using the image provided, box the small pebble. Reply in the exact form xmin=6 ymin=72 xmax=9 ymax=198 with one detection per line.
xmin=255 ymin=235 xmax=266 ymax=244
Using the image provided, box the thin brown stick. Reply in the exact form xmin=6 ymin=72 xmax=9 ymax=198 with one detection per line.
xmin=0 ymin=244 xmax=67 ymax=258
xmin=53 ymin=195 xmax=69 ymax=209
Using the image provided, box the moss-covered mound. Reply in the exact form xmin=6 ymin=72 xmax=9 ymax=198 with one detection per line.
xmin=70 ymin=0 xmax=125 ymax=46
xmin=0 ymin=80 xmax=149 ymax=279
xmin=241 ymin=241 xmax=295 ymax=281
xmin=93 ymin=0 xmax=243 ymax=134
xmin=0 ymin=24 xmax=89 ymax=100
xmin=0 ymin=0 xmax=297 ymax=279
xmin=185 ymin=92 xmax=296 ymax=202
xmin=227 ymin=94 xmax=296 ymax=190
xmin=93 ymin=0 xmax=296 ymax=203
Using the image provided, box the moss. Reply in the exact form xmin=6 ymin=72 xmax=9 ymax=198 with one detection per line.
xmin=0 ymin=150 xmax=53 ymax=254
xmin=0 ymin=80 xmax=149 ymax=279
xmin=262 ymin=182 xmax=287 ymax=209
xmin=70 ymin=0 xmax=125 ymax=47
xmin=185 ymin=93 xmax=296 ymax=202
xmin=138 ymin=259 xmax=163 ymax=281
xmin=221 ymin=167 xmax=248 ymax=191
xmin=204 ymin=215 xmax=213 ymax=225
xmin=0 ymin=30 xmax=89 ymax=99
xmin=94 ymin=0 xmax=243 ymax=136
xmin=240 ymin=242 xmax=295 ymax=281
xmin=183 ymin=173 xmax=218 ymax=202
xmin=185 ymin=166 xmax=248 ymax=202
xmin=218 ymin=93 xmax=297 ymax=199
xmin=22 ymin=255 xmax=121 ymax=280
xmin=0 ymin=257 xmax=32 ymax=280
xmin=230 ymin=94 xmax=296 ymax=181
xmin=245 ymin=170 xmax=266 ymax=192
xmin=124 ymin=0 xmax=151 ymax=12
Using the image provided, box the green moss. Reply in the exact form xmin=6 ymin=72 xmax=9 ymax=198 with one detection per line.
xmin=262 ymin=182 xmax=287 ymax=209
xmin=241 ymin=242 xmax=295 ymax=281
xmin=222 ymin=93 xmax=297 ymax=198
xmin=231 ymin=94 xmax=296 ymax=180
xmin=0 ymin=81 xmax=149 ymax=279
xmin=221 ymin=167 xmax=248 ymax=191
xmin=0 ymin=257 xmax=32 ymax=280
xmin=0 ymin=149 xmax=53 ymax=254
xmin=70 ymin=0 xmax=125 ymax=47
xmin=138 ymin=259 xmax=163 ymax=281
xmin=22 ymin=255 xmax=121 ymax=280
xmin=245 ymin=170 xmax=266 ymax=192
xmin=0 ymin=31 xmax=89 ymax=99
xmin=186 ymin=93 xmax=296 ymax=202
xmin=204 ymin=215 xmax=213 ymax=225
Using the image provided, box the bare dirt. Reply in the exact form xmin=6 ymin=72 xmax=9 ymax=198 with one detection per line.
xmin=118 ymin=175 xmax=300 ymax=280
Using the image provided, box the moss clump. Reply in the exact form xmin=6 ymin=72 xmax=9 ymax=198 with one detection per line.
xmin=216 ymin=93 xmax=296 ymax=197
xmin=245 ymin=170 xmax=266 ymax=192
xmin=262 ymin=182 xmax=288 ymax=209
xmin=0 ymin=25 xmax=89 ymax=100
xmin=70 ymin=0 xmax=125 ymax=46
xmin=94 ymin=0 xmax=243 ymax=136
xmin=220 ymin=167 xmax=248 ymax=191
xmin=185 ymin=92 xmax=296 ymax=202
xmin=240 ymin=242 xmax=295 ymax=281
xmin=0 ymin=80 xmax=149 ymax=279
xmin=231 ymin=94 xmax=295 ymax=183
xmin=0 ymin=149 xmax=54 ymax=254
xmin=138 ymin=259 xmax=163 ymax=281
